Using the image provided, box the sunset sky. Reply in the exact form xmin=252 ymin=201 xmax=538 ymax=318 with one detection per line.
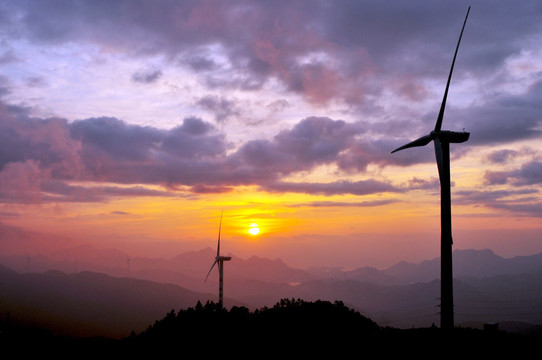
xmin=0 ymin=0 xmax=541 ymax=269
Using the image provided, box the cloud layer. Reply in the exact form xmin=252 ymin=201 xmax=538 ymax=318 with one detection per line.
xmin=0 ymin=103 xmax=408 ymax=202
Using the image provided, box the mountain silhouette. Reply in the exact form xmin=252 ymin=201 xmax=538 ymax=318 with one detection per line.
xmin=0 ymin=265 xmax=222 ymax=338
xmin=382 ymin=249 xmax=542 ymax=283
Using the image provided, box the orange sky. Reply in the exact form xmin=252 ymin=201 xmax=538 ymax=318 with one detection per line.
xmin=3 ymin=147 xmax=540 ymax=269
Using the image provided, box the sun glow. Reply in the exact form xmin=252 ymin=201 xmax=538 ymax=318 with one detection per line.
xmin=248 ymin=223 xmax=260 ymax=236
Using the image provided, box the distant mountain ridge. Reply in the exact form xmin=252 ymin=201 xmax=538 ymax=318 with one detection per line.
xmin=0 ymin=265 xmax=220 ymax=338
xmin=4 ymin=244 xmax=542 ymax=286
xmin=382 ymin=249 xmax=542 ymax=284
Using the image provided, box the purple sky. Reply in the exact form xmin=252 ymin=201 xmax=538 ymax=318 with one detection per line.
xmin=0 ymin=1 xmax=541 ymax=268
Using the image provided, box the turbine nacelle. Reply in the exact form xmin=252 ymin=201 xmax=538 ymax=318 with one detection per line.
xmin=434 ymin=130 xmax=470 ymax=143
xmin=204 ymin=255 xmax=231 ymax=282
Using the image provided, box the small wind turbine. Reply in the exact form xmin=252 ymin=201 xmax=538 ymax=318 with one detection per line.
xmin=205 ymin=211 xmax=231 ymax=308
xmin=391 ymin=6 xmax=471 ymax=330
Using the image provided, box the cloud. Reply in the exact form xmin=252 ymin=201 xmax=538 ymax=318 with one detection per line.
xmin=0 ymin=104 xmax=82 ymax=179
xmin=484 ymin=160 xmax=542 ymax=187
xmin=451 ymin=79 xmax=542 ymax=146
xmin=39 ymin=181 xmax=178 ymax=203
xmin=455 ymin=188 xmax=542 ymax=217
xmin=0 ymin=75 xmax=11 ymax=98
xmin=404 ymin=177 xmax=441 ymax=191
xmin=196 ymin=95 xmax=242 ymax=123
xmin=231 ymin=116 xmax=371 ymax=179
xmin=263 ymin=179 xmax=399 ymax=196
xmin=287 ymin=199 xmax=398 ymax=208
xmin=0 ymin=101 xmax=403 ymax=202
xmin=0 ymin=50 xmax=20 ymax=65
xmin=0 ymin=160 xmax=46 ymax=203
xmin=131 ymin=69 xmax=163 ymax=84
xmin=9 ymin=0 xmax=540 ymax=108
xmin=485 ymin=149 xmax=522 ymax=164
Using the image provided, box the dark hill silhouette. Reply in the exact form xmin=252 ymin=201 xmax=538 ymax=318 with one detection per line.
xmin=132 ymin=299 xmax=379 ymax=345
xmin=124 ymin=299 xmax=539 ymax=356
xmin=0 ymin=265 xmax=225 ymax=339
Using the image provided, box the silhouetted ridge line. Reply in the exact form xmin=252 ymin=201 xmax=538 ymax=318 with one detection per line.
xmin=121 ymin=298 xmax=540 ymax=355
xmin=128 ymin=299 xmax=379 ymax=347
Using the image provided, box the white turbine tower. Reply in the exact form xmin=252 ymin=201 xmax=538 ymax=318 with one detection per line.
xmin=392 ymin=6 xmax=471 ymax=330
xmin=205 ymin=211 xmax=231 ymax=308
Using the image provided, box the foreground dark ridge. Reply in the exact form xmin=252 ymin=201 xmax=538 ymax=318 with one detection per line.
xmin=2 ymin=299 xmax=541 ymax=355
xmin=132 ymin=298 xmax=380 ymax=343
xmin=131 ymin=299 xmax=542 ymax=356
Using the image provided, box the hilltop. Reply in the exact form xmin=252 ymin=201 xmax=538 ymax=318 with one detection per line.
xmin=2 ymin=298 xmax=540 ymax=356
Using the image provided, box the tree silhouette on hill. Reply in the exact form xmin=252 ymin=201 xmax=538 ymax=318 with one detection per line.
xmin=123 ymin=298 xmax=540 ymax=356
xmin=129 ymin=298 xmax=380 ymax=348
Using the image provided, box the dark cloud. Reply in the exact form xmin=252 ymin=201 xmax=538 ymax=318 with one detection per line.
xmin=0 ymin=50 xmax=20 ymax=65
xmin=266 ymin=99 xmax=290 ymax=113
xmin=131 ymin=69 xmax=163 ymax=84
xmin=196 ymin=95 xmax=241 ymax=123
xmin=189 ymin=184 xmax=234 ymax=194
xmin=489 ymin=202 xmax=542 ymax=217
xmin=287 ymin=199 xmax=398 ymax=208
xmin=0 ymin=104 xmax=81 ymax=179
xmin=263 ymin=179 xmax=399 ymax=196
xmin=0 ymin=102 xmax=403 ymax=202
xmin=456 ymin=188 xmax=538 ymax=203
xmin=0 ymin=75 xmax=10 ymax=98
xmin=39 ymin=181 xmax=177 ymax=203
xmin=233 ymin=116 xmax=369 ymax=178
xmin=404 ymin=177 xmax=440 ymax=191
xmin=485 ymin=161 xmax=542 ymax=187
xmin=451 ymin=79 xmax=542 ymax=146
xmin=516 ymin=161 xmax=542 ymax=186
xmin=485 ymin=149 xmax=521 ymax=164
xmin=455 ymin=188 xmax=542 ymax=217
xmin=0 ymin=160 xmax=45 ymax=203
xmin=70 ymin=117 xmax=163 ymax=162
xmin=182 ymin=54 xmax=218 ymax=72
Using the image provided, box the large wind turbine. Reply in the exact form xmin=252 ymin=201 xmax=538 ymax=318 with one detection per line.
xmin=391 ymin=6 xmax=471 ymax=330
xmin=205 ymin=211 xmax=231 ymax=308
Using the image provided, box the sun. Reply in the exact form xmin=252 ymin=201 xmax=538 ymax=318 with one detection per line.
xmin=248 ymin=223 xmax=260 ymax=236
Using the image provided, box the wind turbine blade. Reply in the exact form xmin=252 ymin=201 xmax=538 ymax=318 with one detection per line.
xmin=434 ymin=6 xmax=470 ymax=132
xmin=434 ymin=138 xmax=444 ymax=180
xmin=217 ymin=210 xmax=223 ymax=257
xmin=391 ymin=134 xmax=433 ymax=153
xmin=205 ymin=260 xmax=218 ymax=282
